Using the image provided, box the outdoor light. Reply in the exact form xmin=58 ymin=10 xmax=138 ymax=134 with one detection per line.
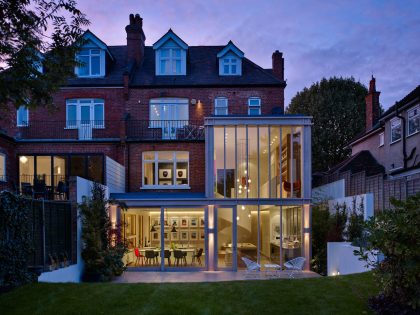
xmin=19 ymin=156 xmax=28 ymax=164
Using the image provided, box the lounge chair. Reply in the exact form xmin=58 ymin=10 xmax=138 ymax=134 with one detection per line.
xmin=284 ymin=257 xmax=306 ymax=278
xmin=241 ymin=257 xmax=261 ymax=279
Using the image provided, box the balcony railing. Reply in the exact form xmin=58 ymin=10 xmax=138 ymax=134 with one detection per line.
xmin=127 ymin=120 xmax=205 ymax=141
xmin=15 ymin=120 xmax=205 ymax=141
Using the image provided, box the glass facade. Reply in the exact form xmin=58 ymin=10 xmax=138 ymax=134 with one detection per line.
xmin=213 ymin=125 xmax=305 ymax=199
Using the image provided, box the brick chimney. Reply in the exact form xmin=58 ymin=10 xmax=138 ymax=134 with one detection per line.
xmin=272 ymin=50 xmax=284 ymax=81
xmin=365 ymin=76 xmax=381 ymax=130
xmin=125 ymin=13 xmax=146 ymax=65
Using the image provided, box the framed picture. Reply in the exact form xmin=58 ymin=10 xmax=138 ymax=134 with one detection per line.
xmin=190 ymin=217 xmax=198 ymax=227
xmin=163 ymin=231 xmax=169 ymax=241
xmin=176 ymin=169 xmax=187 ymax=179
xmin=170 ymin=217 xmax=179 ymax=227
xmin=199 ymin=216 xmax=205 ymax=227
xmin=180 ymin=231 xmax=189 ymax=241
xmin=159 ymin=169 xmax=172 ymax=179
xmin=152 ymin=231 xmax=159 ymax=241
xmin=171 ymin=231 xmax=179 ymax=241
xmin=180 ymin=217 xmax=189 ymax=228
xmin=272 ymin=223 xmax=280 ymax=241
xmin=151 ymin=216 xmax=160 ymax=227
xmin=159 ymin=180 xmax=172 ymax=185
xmin=163 ymin=217 xmax=169 ymax=227
xmin=190 ymin=230 xmax=198 ymax=240
xmin=199 ymin=230 xmax=205 ymax=240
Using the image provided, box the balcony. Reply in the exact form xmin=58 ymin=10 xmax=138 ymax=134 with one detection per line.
xmin=126 ymin=120 xmax=204 ymax=141
xmin=15 ymin=120 xmax=205 ymax=141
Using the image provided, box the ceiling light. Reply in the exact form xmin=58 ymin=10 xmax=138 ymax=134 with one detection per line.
xmin=19 ymin=156 xmax=28 ymax=164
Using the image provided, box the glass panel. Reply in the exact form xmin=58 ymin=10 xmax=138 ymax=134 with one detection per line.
xmin=94 ymin=104 xmax=104 ymax=126
xmin=223 ymin=65 xmax=229 ymax=74
xmin=236 ymin=126 xmax=246 ymax=197
xmin=231 ymin=65 xmax=237 ymax=74
xmin=160 ymin=49 xmax=169 ymax=58
xmin=282 ymin=206 xmax=302 ymax=262
xmin=237 ymin=205 xmax=258 ymax=269
xmin=164 ymin=208 xmax=206 ymax=269
xmin=176 ymin=152 xmax=189 ymax=160
xmin=158 ymin=162 xmax=174 ymax=185
xmin=172 ymin=49 xmax=181 ymax=58
xmin=217 ymin=207 xmax=233 ymax=269
xmin=123 ymin=208 xmax=161 ymax=269
xmin=408 ymin=107 xmax=419 ymax=135
xmin=70 ymin=155 xmax=86 ymax=178
xmin=17 ymin=106 xmax=28 ymax=126
xmin=249 ymin=98 xmax=260 ymax=106
xmin=259 ymin=126 xmax=269 ymax=198
xmin=158 ymin=152 xmax=173 ymax=160
xmin=249 ymin=108 xmax=260 ymax=115
xmin=391 ymin=119 xmax=401 ymax=142
xmin=91 ymin=55 xmax=100 ymax=75
xmin=174 ymin=60 xmax=181 ymax=73
xmin=78 ymin=55 xmax=89 ymax=75
xmin=0 ymin=154 xmax=5 ymax=181
xmin=247 ymin=126 xmax=258 ymax=198
xmin=143 ymin=162 xmax=155 ymax=185
xmin=215 ymin=108 xmax=228 ymax=116
xmin=270 ymin=126 xmax=280 ymax=198
xmin=225 ymin=127 xmax=236 ymax=198
xmin=281 ymin=127 xmax=292 ymax=198
xmin=67 ymin=104 xmax=77 ymax=127
xmin=143 ymin=152 xmax=155 ymax=160
xmin=160 ymin=60 xmax=167 ymax=74
xmin=175 ymin=162 xmax=188 ymax=185
xmin=81 ymin=106 xmax=90 ymax=124
xmin=88 ymin=156 xmax=103 ymax=184
xmin=292 ymin=127 xmax=303 ymax=198
xmin=214 ymin=127 xmax=225 ymax=198
xmin=36 ymin=156 xmax=51 ymax=186
xmin=19 ymin=155 xmax=35 ymax=189
xmin=53 ymin=156 xmax=67 ymax=199
xmin=260 ymin=205 xmax=280 ymax=266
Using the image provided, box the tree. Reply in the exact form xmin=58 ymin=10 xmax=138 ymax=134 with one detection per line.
xmin=0 ymin=0 xmax=89 ymax=111
xmin=287 ymin=77 xmax=368 ymax=172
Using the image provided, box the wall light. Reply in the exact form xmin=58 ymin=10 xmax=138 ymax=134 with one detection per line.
xmin=19 ymin=156 xmax=28 ymax=164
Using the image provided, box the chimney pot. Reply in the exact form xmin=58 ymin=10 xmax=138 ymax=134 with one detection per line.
xmin=126 ymin=13 xmax=146 ymax=65
xmin=365 ymin=76 xmax=381 ymax=131
xmin=272 ymin=50 xmax=284 ymax=81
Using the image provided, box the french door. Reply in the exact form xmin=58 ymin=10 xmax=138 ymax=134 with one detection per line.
xmin=79 ymin=104 xmax=92 ymax=140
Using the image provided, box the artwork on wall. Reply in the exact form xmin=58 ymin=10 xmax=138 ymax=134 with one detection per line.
xmin=190 ymin=230 xmax=198 ymax=240
xmin=151 ymin=216 xmax=159 ymax=227
xmin=180 ymin=217 xmax=189 ymax=228
xmin=170 ymin=217 xmax=179 ymax=227
xmin=199 ymin=230 xmax=205 ymax=240
xmin=152 ymin=231 xmax=159 ymax=241
xmin=199 ymin=216 xmax=205 ymax=227
xmin=180 ymin=231 xmax=188 ymax=241
xmin=272 ymin=223 xmax=281 ymax=241
xmin=171 ymin=231 xmax=179 ymax=241
xmin=163 ymin=231 xmax=169 ymax=241
xmin=190 ymin=217 xmax=198 ymax=227
xmin=159 ymin=169 xmax=172 ymax=179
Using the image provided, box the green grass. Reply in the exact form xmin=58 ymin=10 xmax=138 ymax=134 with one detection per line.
xmin=0 ymin=272 xmax=378 ymax=315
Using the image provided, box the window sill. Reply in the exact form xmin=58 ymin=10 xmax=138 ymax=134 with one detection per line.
xmin=407 ymin=130 xmax=419 ymax=138
xmin=76 ymin=75 xmax=105 ymax=78
xmin=390 ymin=138 xmax=401 ymax=145
xmin=141 ymin=186 xmax=191 ymax=190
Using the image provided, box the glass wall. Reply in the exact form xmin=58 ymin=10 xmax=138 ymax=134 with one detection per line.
xmin=259 ymin=205 xmax=281 ymax=266
xmin=217 ymin=207 xmax=234 ymax=268
xmin=213 ymin=125 xmax=304 ymax=199
xmin=282 ymin=206 xmax=302 ymax=261
xmin=236 ymin=205 xmax=258 ymax=269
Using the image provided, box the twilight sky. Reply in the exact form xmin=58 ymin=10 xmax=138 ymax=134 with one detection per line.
xmin=77 ymin=0 xmax=420 ymax=109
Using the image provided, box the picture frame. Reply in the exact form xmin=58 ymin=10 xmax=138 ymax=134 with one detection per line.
xmin=190 ymin=217 xmax=198 ymax=227
xmin=180 ymin=217 xmax=189 ymax=228
xmin=199 ymin=216 xmax=205 ymax=227
xmin=190 ymin=230 xmax=198 ymax=240
xmin=159 ymin=180 xmax=172 ymax=186
xmin=163 ymin=231 xmax=169 ymax=241
xmin=170 ymin=217 xmax=179 ymax=227
xmin=158 ymin=169 xmax=172 ymax=179
xmin=152 ymin=231 xmax=159 ymax=241
xmin=171 ymin=231 xmax=179 ymax=241
xmin=199 ymin=230 xmax=205 ymax=240
xmin=180 ymin=231 xmax=189 ymax=241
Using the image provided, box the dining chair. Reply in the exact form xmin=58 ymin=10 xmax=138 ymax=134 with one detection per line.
xmin=164 ymin=250 xmax=171 ymax=266
xmin=145 ymin=250 xmax=156 ymax=266
xmin=191 ymin=248 xmax=203 ymax=266
xmin=174 ymin=250 xmax=186 ymax=266
xmin=134 ymin=248 xmax=145 ymax=266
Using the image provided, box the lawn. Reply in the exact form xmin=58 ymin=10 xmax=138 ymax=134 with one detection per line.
xmin=0 ymin=272 xmax=377 ymax=315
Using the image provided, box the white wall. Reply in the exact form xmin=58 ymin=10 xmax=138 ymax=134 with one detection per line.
xmin=327 ymin=242 xmax=375 ymax=276
xmin=39 ymin=177 xmax=109 ymax=283
xmin=328 ymin=193 xmax=374 ymax=221
xmin=105 ymin=156 xmax=125 ymax=193
xmin=312 ymin=179 xmax=345 ymax=202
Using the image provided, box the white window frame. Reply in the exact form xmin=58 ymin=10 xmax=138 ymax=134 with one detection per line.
xmin=379 ymin=132 xmax=384 ymax=147
xmin=65 ymin=99 xmax=105 ymax=129
xmin=407 ymin=105 xmax=420 ymax=136
xmin=75 ymin=48 xmax=105 ymax=77
xmin=215 ymin=97 xmax=228 ymax=115
xmin=142 ymin=151 xmax=190 ymax=189
xmin=221 ymin=57 xmax=239 ymax=75
xmin=248 ymin=97 xmax=261 ymax=115
xmin=390 ymin=117 xmax=402 ymax=144
xmin=156 ymin=47 xmax=186 ymax=75
xmin=0 ymin=153 xmax=6 ymax=182
xmin=17 ymin=106 xmax=29 ymax=127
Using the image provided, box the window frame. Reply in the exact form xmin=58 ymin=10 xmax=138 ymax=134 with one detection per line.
xmin=222 ymin=57 xmax=239 ymax=75
xmin=65 ymin=99 xmax=105 ymax=129
xmin=76 ymin=48 xmax=104 ymax=77
xmin=407 ymin=105 xmax=420 ymax=136
xmin=390 ymin=117 xmax=402 ymax=144
xmin=248 ymin=97 xmax=262 ymax=115
xmin=142 ymin=151 xmax=190 ymax=189
xmin=378 ymin=132 xmax=384 ymax=147
xmin=157 ymin=47 xmax=185 ymax=75
xmin=16 ymin=106 xmax=29 ymax=127
xmin=0 ymin=152 xmax=6 ymax=182
xmin=215 ymin=97 xmax=228 ymax=115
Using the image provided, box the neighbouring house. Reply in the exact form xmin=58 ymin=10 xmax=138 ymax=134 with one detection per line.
xmin=314 ymin=77 xmax=420 ymax=212
xmin=0 ymin=13 xmax=312 ymax=272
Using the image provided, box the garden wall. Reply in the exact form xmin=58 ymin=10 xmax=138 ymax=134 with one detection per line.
xmin=327 ymin=242 xmax=374 ymax=276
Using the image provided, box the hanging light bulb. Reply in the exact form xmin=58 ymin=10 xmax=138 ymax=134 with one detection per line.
xmin=239 ymin=184 xmax=243 ymax=189
xmin=241 ymin=205 xmax=245 ymax=210
xmin=19 ymin=156 xmax=28 ymax=164
xmin=236 ymin=216 xmax=240 ymax=221
xmin=238 ymin=189 xmax=242 ymax=194
xmin=248 ymin=179 xmax=251 ymax=183
xmin=248 ymin=213 xmax=251 ymax=218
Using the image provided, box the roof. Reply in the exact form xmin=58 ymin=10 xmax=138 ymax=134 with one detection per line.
xmin=326 ymin=150 xmax=385 ymax=177
xmin=65 ymin=46 xmax=284 ymax=88
xmin=153 ymin=29 xmax=189 ymax=50
xmin=217 ymin=41 xmax=245 ymax=58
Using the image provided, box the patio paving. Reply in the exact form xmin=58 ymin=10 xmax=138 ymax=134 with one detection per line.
xmin=113 ymin=270 xmax=321 ymax=283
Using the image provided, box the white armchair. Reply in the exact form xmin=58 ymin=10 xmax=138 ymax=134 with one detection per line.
xmin=241 ymin=257 xmax=261 ymax=279
xmin=284 ymin=257 xmax=306 ymax=278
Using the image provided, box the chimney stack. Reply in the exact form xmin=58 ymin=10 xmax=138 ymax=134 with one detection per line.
xmin=365 ymin=76 xmax=381 ymax=131
xmin=272 ymin=50 xmax=284 ymax=81
xmin=125 ymin=13 xmax=146 ymax=65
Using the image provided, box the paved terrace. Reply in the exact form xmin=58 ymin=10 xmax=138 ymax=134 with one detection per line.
xmin=114 ymin=270 xmax=321 ymax=283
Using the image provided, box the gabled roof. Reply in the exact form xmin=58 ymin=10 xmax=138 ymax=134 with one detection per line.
xmin=326 ymin=150 xmax=385 ymax=177
xmin=153 ymin=29 xmax=188 ymax=50
xmin=217 ymin=41 xmax=244 ymax=58
xmin=81 ymin=30 xmax=114 ymax=61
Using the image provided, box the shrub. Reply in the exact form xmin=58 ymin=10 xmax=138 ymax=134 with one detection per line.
xmin=355 ymin=194 xmax=420 ymax=314
xmin=346 ymin=197 xmax=364 ymax=242
xmin=311 ymin=202 xmax=330 ymax=275
xmin=0 ymin=192 xmax=37 ymax=291
xmin=80 ymin=183 xmax=127 ymax=282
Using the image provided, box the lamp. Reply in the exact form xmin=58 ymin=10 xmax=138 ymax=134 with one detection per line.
xmin=150 ymin=224 xmax=157 ymax=232
xmin=171 ymin=224 xmax=177 ymax=233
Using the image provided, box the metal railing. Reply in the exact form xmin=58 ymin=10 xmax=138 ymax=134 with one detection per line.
xmin=127 ymin=120 xmax=205 ymax=140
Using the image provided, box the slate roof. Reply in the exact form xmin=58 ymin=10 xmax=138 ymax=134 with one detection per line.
xmin=325 ymin=150 xmax=385 ymax=177
xmin=66 ymin=45 xmax=284 ymax=88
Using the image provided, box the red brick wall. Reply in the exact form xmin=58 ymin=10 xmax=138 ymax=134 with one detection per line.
xmin=128 ymin=142 xmax=205 ymax=192
xmin=0 ymin=135 xmax=17 ymax=189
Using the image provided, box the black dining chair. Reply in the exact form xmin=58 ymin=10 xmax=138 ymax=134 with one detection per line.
xmin=56 ymin=181 xmax=67 ymax=200
xmin=145 ymin=250 xmax=156 ymax=266
xmin=164 ymin=250 xmax=171 ymax=266
xmin=33 ymin=178 xmax=47 ymax=199
xmin=174 ymin=250 xmax=186 ymax=267
xmin=21 ymin=182 xmax=33 ymax=197
xmin=191 ymin=248 xmax=204 ymax=266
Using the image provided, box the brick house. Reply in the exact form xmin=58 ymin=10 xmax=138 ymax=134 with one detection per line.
xmin=314 ymin=77 xmax=420 ymax=211
xmin=0 ymin=14 xmax=312 ymax=272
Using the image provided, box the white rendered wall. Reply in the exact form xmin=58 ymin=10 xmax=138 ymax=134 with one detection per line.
xmin=312 ymin=179 xmax=345 ymax=202
xmin=105 ymin=156 xmax=125 ymax=193
xmin=328 ymin=193 xmax=374 ymax=221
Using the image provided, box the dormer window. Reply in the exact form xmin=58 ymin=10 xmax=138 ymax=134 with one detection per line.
xmin=153 ymin=29 xmax=188 ymax=76
xmin=76 ymin=49 xmax=103 ymax=77
xmin=217 ymin=41 xmax=244 ymax=76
